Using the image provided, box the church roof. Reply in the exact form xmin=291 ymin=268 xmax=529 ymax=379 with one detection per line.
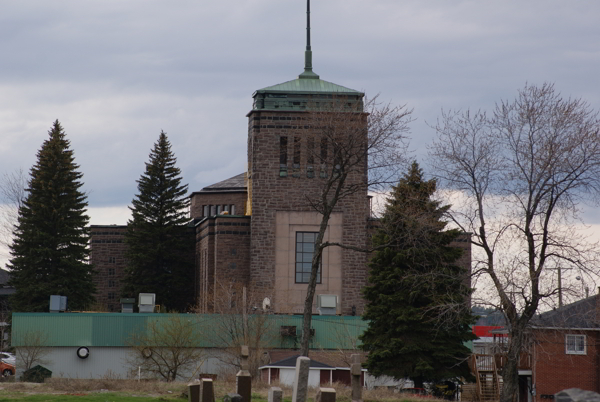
xmin=195 ymin=172 xmax=246 ymax=194
xmin=255 ymin=77 xmax=362 ymax=95
xmin=251 ymin=0 xmax=363 ymax=111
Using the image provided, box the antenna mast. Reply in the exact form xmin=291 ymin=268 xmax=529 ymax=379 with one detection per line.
xmin=300 ymin=0 xmax=319 ymax=79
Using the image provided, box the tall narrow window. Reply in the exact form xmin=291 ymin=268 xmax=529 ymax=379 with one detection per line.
xmin=293 ymin=137 xmax=301 ymax=168
xmin=292 ymin=137 xmax=301 ymax=177
xmin=280 ymin=136 xmax=288 ymax=177
xmin=203 ymin=205 xmax=209 ymax=217
xmin=320 ymin=138 xmax=328 ymax=178
xmin=333 ymin=142 xmax=342 ymax=174
xmin=307 ymin=137 xmax=314 ymax=178
xmin=210 ymin=205 xmax=216 ymax=216
xmin=320 ymin=137 xmax=328 ymax=162
xmin=295 ymin=232 xmax=321 ymax=283
xmin=231 ymin=205 xmax=236 ymax=215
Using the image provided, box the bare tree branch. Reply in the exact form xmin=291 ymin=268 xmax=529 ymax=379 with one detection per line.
xmin=429 ymin=82 xmax=600 ymax=402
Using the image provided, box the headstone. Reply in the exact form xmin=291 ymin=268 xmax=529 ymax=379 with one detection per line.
xmin=200 ymin=378 xmax=215 ymax=402
xmin=292 ymin=356 xmax=311 ymax=402
xmin=269 ymin=387 xmax=283 ymax=402
xmin=237 ymin=345 xmax=252 ymax=402
xmin=350 ymin=354 xmax=362 ymax=402
xmin=316 ymin=388 xmax=336 ymax=402
xmin=240 ymin=345 xmax=250 ymax=371
xmin=224 ymin=393 xmax=243 ymax=402
xmin=188 ymin=381 xmax=200 ymax=402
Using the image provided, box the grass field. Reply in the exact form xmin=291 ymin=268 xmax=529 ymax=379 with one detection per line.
xmin=0 ymin=378 xmax=432 ymax=402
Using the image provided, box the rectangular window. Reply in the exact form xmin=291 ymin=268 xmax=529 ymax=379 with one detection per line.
xmin=566 ymin=334 xmax=586 ymax=355
xmin=108 ymin=268 xmax=115 ymax=276
xmin=293 ymin=137 xmax=301 ymax=168
xmin=295 ymin=232 xmax=321 ymax=284
xmin=108 ymin=256 xmax=116 ymax=264
xmin=231 ymin=205 xmax=236 ymax=215
xmin=280 ymin=136 xmax=288 ymax=166
xmin=307 ymin=137 xmax=314 ymax=165
xmin=320 ymin=137 xmax=328 ymax=162
xmin=223 ymin=205 xmax=230 ymax=213
xmin=203 ymin=205 xmax=209 ymax=217
xmin=217 ymin=205 xmax=222 ymax=214
xmin=108 ymin=292 xmax=115 ymax=300
xmin=108 ymin=280 xmax=115 ymax=288
xmin=210 ymin=205 xmax=216 ymax=216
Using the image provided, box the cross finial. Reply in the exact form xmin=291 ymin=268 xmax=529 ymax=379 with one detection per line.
xmin=299 ymin=0 xmax=319 ymax=79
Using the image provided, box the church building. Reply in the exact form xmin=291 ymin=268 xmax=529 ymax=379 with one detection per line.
xmin=91 ymin=2 xmax=470 ymax=315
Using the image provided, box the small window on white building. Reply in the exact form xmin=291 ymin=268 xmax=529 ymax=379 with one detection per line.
xmin=566 ymin=334 xmax=586 ymax=355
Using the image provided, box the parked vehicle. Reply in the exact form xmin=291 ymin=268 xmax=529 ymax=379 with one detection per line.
xmin=0 ymin=352 xmax=16 ymax=366
xmin=0 ymin=360 xmax=15 ymax=376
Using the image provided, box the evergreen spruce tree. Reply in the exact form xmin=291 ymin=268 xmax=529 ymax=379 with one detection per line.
xmin=360 ymin=161 xmax=475 ymax=387
xmin=8 ymin=120 xmax=95 ymax=312
xmin=122 ymin=131 xmax=194 ymax=312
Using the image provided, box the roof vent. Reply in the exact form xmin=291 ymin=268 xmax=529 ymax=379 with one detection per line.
xmin=49 ymin=295 xmax=67 ymax=313
xmin=317 ymin=294 xmax=337 ymax=315
xmin=138 ymin=293 xmax=156 ymax=313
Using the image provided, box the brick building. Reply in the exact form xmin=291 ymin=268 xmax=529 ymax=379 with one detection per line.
xmin=529 ymin=293 xmax=600 ymax=399
xmin=89 ymin=225 xmax=127 ymax=311
xmin=91 ymin=3 xmax=471 ymax=315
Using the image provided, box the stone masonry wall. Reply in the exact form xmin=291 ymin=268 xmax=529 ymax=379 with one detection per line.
xmin=190 ymin=192 xmax=248 ymax=219
xmin=196 ymin=215 xmax=251 ymax=312
xmin=90 ymin=225 xmax=127 ymax=312
xmin=247 ymin=110 xmax=369 ymax=315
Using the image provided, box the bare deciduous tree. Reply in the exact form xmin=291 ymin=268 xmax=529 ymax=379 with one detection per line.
xmin=205 ymin=281 xmax=275 ymax=378
xmin=15 ymin=329 xmax=51 ymax=372
xmin=300 ymin=96 xmax=412 ymax=356
xmin=127 ymin=314 xmax=206 ymax=381
xmin=429 ymin=83 xmax=600 ymax=402
xmin=0 ymin=168 xmax=26 ymax=263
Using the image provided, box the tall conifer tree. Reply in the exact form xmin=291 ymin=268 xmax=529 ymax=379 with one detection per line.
xmin=8 ymin=120 xmax=95 ymax=312
xmin=360 ymin=161 xmax=475 ymax=387
xmin=122 ymin=131 xmax=194 ymax=312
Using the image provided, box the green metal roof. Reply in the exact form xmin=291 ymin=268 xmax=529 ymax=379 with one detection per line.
xmin=11 ymin=313 xmax=367 ymax=350
xmin=256 ymin=77 xmax=362 ymax=95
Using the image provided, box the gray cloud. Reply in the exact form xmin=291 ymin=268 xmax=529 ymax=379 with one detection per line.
xmin=1 ymin=0 xmax=599 ymax=214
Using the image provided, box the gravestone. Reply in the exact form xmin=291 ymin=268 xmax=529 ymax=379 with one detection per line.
xmin=237 ymin=345 xmax=252 ymax=402
xmin=292 ymin=356 xmax=311 ymax=402
xmin=200 ymin=378 xmax=215 ymax=402
xmin=350 ymin=354 xmax=362 ymax=402
xmin=316 ymin=388 xmax=336 ymax=402
xmin=224 ymin=393 xmax=243 ymax=402
xmin=269 ymin=387 xmax=283 ymax=402
xmin=188 ymin=381 xmax=200 ymax=402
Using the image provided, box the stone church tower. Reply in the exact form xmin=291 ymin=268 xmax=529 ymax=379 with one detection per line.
xmin=245 ymin=1 xmax=369 ymax=315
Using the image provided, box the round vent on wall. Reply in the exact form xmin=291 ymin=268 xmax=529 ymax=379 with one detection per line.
xmin=77 ymin=347 xmax=90 ymax=359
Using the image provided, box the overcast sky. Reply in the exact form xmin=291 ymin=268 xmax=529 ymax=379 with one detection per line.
xmin=1 ymin=0 xmax=600 ymax=255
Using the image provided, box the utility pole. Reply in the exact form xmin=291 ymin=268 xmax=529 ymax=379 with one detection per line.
xmin=548 ymin=267 xmax=572 ymax=308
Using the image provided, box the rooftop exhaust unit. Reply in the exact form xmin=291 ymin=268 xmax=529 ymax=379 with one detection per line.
xmin=317 ymin=294 xmax=337 ymax=315
xmin=49 ymin=295 xmax=67 ymax=313
xmin=138 ymin=293 xmax=156 ymax=313
xmin=121 ymin=298 xmax=135 ymax=313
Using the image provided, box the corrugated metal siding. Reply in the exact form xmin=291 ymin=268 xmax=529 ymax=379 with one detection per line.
xmin=12 ymin=313 xmax=367 ymax=350
xmin=14 ymin=347 xmax=235 ymax=380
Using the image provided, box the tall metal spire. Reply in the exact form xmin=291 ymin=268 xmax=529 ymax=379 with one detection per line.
xmin=299 ymin=0 xmax=319 ymax=79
